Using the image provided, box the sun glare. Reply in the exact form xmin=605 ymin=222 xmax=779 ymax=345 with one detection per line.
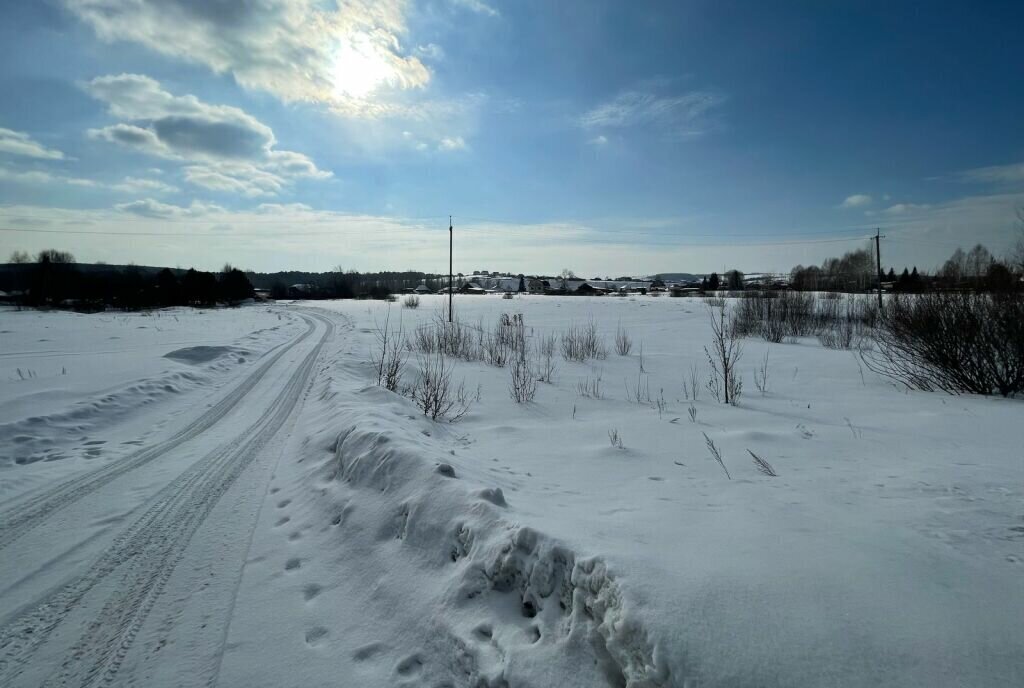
xmin=331 ymin=35 xmax=394 ymax=98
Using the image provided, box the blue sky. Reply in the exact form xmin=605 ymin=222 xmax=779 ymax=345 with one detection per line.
xmin=1 ymin=0 xmax=1022 ymax=274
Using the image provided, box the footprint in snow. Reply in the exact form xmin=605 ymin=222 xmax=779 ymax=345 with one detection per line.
xmin=305 ymin=626 xmax=329 ymax=646
xmin=353 ymin=642 xmax=386 ymax=662
xmin=285 ymin=557 xmax=301 ymax=571
xmin=395 ymin=654 xmax=424 ymax=676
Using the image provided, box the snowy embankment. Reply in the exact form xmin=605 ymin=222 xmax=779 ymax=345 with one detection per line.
xmin=0 ymin=307 xmax=303 ymax=492
xmin=247 ymin=295 xmax=1023 ymax=687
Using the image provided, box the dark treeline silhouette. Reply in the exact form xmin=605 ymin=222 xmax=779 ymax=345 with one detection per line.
xmin=1 ymin=250 xmax=253 ymax=311
xmin=247 ymin=269 xmax=444 ymax=300
xmin=1 ymin=252 xmax=445 ymax=310
xmin=790 ymin=244 xmax=1020 ymax=293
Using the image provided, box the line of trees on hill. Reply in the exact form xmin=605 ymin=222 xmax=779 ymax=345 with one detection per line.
xmin=3 ymin=250 xmax=253 ymax=311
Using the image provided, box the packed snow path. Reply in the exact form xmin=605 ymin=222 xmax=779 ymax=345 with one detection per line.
xmin=0 ymin=310 xmax=334 ymax=687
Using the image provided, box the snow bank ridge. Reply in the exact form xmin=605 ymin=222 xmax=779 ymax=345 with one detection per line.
xmin=328 ymin=387 xmax=669 ymax=687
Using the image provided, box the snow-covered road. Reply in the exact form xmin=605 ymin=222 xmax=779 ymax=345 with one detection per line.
xmin=0 ymin=308 xmax=335 ymax=686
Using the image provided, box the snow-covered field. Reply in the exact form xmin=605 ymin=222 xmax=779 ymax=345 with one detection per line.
xmin=0 ymin=296 xmax=1021 ymax=687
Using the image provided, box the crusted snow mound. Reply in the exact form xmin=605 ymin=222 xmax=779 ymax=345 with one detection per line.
xmin=309 ymin=384 xmax=669 ymax=687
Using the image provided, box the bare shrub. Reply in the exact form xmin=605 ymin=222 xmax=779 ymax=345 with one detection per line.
xmin=864 ymin=292 xmax=1024 ymax=396
xmin=561 ymin=319 xmax=607 ymax=362
xmin=753 ymin=350 xmax=770 ymax=394
xmin=373 ymin=308 xmax=406 ymax=392
xmin=402 ymin=294 xmax=420 ymax=309
xmin=703 ymin=296 xmax=726 ymax=308
xmin=407 ymin=352 xmax=470 ymax=421
xmin=608 ymin=428 xmax=624 ymax=449
xmin=683 ymin=363 xmax=701 ymax=401
xmin=614 ymin=322 xmax=633 ymax=355
xmin=576 ymin=369 xmax=603 ymax=398
xmin=703 ymin=432 xmax=730 ymax=479
xmin=748 ymin=449 xmax=778 ymax=477
xmin=687 ymin=403 xmax=698 ymax=423
xmin=733 ymin=291 xmax=815 ymax=341
xmin=509 ymin=352 xmax=537 ymax=403
xmin=536 ymin=333 xmax=558 ymax=383
xmin=705 ymin=306 xmax=743 ymax=404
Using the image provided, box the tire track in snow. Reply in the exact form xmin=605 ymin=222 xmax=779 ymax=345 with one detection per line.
xmin=0 ymin=311 xmax=334 ymax=687
xmin=0 ymin=313 xmax=317 ymax=552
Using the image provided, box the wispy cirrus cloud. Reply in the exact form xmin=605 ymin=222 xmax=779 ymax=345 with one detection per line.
xmin=449 ymin=0 xmax=499 ymax=17
xmin=84 ymin=74 xmax=330 ymax=197
xmin=959 ymin=161 xmax=1024 ymax=186
xmin=579 ymin=88 xmax=726 ymax=139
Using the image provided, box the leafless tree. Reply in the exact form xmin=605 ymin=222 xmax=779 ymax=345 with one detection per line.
xmin=705 ymin=306 xmax=743 ymax=404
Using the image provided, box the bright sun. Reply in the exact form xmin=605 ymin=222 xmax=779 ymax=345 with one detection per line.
xmin=331 ymin=35 xmax=394 ymax=98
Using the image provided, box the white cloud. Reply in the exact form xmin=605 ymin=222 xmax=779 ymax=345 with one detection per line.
xmin=415 ymin=43 xmax=445 ymax=61
xmin=0 ymin=127 xmax=66 ymax=160
xmin=3 ymin=188 xmax=1022 ymax=274
xmin=0 ymin=166 xmax=99 ymax=188
xmin=579 ymin=89 xmax=726 ymax=138
xmin=64 ymin=0 xmax=430 ymax=114
xmin=438 ymin=136 xmax=467 ymax=152
xmin=111 ymin=176 xmax=179 ymax=194
xmin=840 ymin=194 xmax=872 ymax=208
xmin=588 ymin=135 xmax=608 ymax=146
xmin=256 ymin=203 xmax=313 ymax=214
xmin=960 ymin=161 xmax=1024 ymax=186
xmin=114 ymin=198 xmax=222 ymax=218
xmin=449 ymin=0 xmax=500 ymax=17
xmin=84 ymin=74 xmax=330 ymax=196
xmin=882 ymin=202 xmax=931 ymax=215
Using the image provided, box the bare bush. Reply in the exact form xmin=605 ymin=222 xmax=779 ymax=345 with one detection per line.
xmin=561 ymin=319 xmax=607 ymax=362
xmin=536 ymin=333 xmax=558 ymax=383
xmin=402 ymin=294 xmax=420 ymax=309
xmin=683 ymin=363 xmax=700 ymax=401
xmin=608 ymin=428 xmax=624 ymax=449
xmin=705 ymin=306 xmax=743 ymax=404
xmin=614 ymin=322 xmax=633 ymax=355
xmin=407 ymin=352 xmax=471 ymax=421
xmin=753 ymin=350 xmax=770 ymax=394
xmin=509 ymin=352 xmax=538 ymax=403
xmin=373 ymin=309 xmax=406 ymax=392
xmin=864 ymin=292 xmax=1024 ymax=396
xmin=576 ymin=369 xmax=603 ymax=398
xmin=687 ymin=403 xmax=698 ymax=423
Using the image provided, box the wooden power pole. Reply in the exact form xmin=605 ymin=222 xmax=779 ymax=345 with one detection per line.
xmin=874 ymin=228 xmax=885 ymax=309
xmin=448 ymin=215 xmax=452 ymax=323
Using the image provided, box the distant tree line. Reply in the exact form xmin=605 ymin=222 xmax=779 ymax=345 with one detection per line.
xmin=790 ymin=243 xmax=1019 ymax=293
xmin=248 ymin=267 xmax=444 ymax=300
xmin=2 ymin=250 xmax=253 ymax=311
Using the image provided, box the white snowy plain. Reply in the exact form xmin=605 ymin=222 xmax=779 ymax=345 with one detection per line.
xmin=0 ymin=295 xmax=1021 ymax=688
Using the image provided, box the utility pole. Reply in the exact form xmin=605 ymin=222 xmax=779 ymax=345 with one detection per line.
xmin=874 ymin=228 xmax=885 ymax=309
xmin=448 ymin=215 xmax=452 ymax=323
